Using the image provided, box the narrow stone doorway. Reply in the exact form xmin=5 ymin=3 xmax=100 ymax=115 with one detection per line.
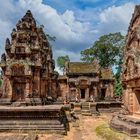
xmin=12 ymin=79 xmax=26 ymax=101
xmin=81 ymin=89 xmax=85 ymax=99
xmin=134 ymin=90 xmax=140 ymax=113
xmin=100 ymin=88 xmax=106 ymax=100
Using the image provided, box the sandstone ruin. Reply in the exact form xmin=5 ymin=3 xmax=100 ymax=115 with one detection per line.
xmin=0 ymin=10 xmax=68 ymax=134
xmin=110 ymin=5 xmax=140 ymax=137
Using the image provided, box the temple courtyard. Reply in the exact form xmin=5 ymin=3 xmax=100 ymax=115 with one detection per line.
xmin=1 ymin=2 xmax=140 ymax=140
xmin=0 ymin=113 xmax=139 ymax=140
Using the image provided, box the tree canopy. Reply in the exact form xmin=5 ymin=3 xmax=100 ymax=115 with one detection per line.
xmin=81 ymin=32 xmax=125 ymax=69
xmin=57 ymin=55 xmax=70 ymax=71
xmin=81 ymin=32 xmax=125 ymax=96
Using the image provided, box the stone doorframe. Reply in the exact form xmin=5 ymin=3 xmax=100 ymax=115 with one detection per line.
xmin=133 ymin=88 xmax=140 ymax=114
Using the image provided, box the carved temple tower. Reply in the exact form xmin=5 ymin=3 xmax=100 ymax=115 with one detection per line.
xmin=110 ymin=6 xmax=140 ymax=137
xmin=122 ymin=5 xmax=140 ymax=115
xmin=0 ymin=10 xmax=56 ymax=102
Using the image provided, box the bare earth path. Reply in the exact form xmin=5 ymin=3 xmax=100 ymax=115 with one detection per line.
xmin=39 ymin=113 xmax=110 ymax=140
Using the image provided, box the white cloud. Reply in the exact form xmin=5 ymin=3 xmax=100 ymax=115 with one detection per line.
xmin=18 ymin=0 xmax=93 ymax=44
xmin=0 ymin=0 xmax=94 ymax=60
xmin=0 ymin=0 xmax=138 ymax=75
xmin=0 ymin=20 xmax=12 ymax=47
xmin=61 ymin=10 xmax=89 ymax=34
xmin=98 ymin=2 xmax=135 ymax=35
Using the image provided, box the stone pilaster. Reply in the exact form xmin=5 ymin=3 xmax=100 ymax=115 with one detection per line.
xmin=25 ymin=80 xmax=30 ymax=98
xmin=85 ymin=87 xmax=89 ymax=101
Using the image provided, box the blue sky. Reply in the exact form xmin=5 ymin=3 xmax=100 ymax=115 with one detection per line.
xmin=0 ymin=0 xmax=139 ymax=73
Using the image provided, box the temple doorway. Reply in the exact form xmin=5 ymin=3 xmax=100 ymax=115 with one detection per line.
xmin=81 ymin=89 xmax=85 ymax=99
xmin=134 ymin=90 xmax=140 ymax=113
xmin=12 ymin=78 xmax=26 ymax=101
xmin=100 ymin=88 xmax=106 ymax=100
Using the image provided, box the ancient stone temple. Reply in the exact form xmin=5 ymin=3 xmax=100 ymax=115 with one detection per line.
xmin=0 ymin=10 xmax=57 ymax=102
xmin=58 ymin=61 xmax=114 ymax=102
xmin=0 ymin=10 xmax=68 ymax=134
xmin=122 ymin=5 xmax=140 ymax=115
xmin=110 ymin=5 xmax=140 ymax=137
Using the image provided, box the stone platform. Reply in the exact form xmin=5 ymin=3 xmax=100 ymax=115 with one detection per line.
xmin=0 ymin=105 xmax=69 ymax=135
xmin=110 ymin=114 xmax=140 ymax=138
xmin=96 ymin=101 xmax=122 ymax=113
xmin=71 ymin=101 xmax=122 ymax=116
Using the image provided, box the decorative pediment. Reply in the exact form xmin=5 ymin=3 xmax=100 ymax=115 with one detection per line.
xmin=123 ymin=54 xmax=140 ymax=80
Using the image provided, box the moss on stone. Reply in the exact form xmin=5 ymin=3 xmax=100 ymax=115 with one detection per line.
xmin=95 ymin=124 xmax=139 ymax=140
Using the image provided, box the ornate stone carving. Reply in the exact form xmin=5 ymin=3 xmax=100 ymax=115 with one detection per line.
xmin=0 ymin=10 xmax=56 ymax=102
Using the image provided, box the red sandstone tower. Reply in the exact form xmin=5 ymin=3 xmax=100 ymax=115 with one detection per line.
xmin=0 ymin=10 xmax=56 ymax=102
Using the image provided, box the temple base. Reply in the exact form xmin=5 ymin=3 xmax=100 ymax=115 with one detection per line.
xmin=0 ymin=105 xmax=69 ymax=135
xmin=110 ymin=114 xmax=140 ymax=138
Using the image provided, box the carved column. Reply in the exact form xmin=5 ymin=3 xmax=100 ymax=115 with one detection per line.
xmin=94 ymin=86 xmax=98 ymax=98
xmin=25 ymin=79 xmax=30 ymax=98
xmin=127 ymin=86 xmax=134 ymax=114
xmin=7 ymin=78 xmax=12 ymax=99
xmin=111 ymin=82 xmax=114 ymax=98
xmin=85 ymin=87 xmax=89 ymax=101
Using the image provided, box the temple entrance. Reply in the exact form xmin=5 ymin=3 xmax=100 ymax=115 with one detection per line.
xmin=81 ymin=89 xmax=85 ymax=99
xmin=12 ymin=78 xmax=26 ymax=101
xmin=134 ymin=90 xmax=140 ymax=113
xmin=100 ymin=88 xmax=106 ymax=100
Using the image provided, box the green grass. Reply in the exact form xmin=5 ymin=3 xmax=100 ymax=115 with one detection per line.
xmin=95 ymin=124 xmax=139 ymax=140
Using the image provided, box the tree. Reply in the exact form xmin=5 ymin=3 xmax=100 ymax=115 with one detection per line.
xmin=81 ymin=32 xmax=125 ymax=96
xmin=81 ymin=32 xmax=125 ymax=69
xmin=53 ymin=70 xmax=59 ymax=79
xmin=114 ymin=72 xmax=122 ymax=97
xmin=57 ymin=55 xmax=70 ymax=72
xmin=46 ymin=34 xmax=56 ymax=42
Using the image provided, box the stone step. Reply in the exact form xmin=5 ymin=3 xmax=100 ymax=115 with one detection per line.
xmin=82 ymin=105 xmax=89 ymax=107
xmin=81 ymin=112 xmax=92 ymax=116
xmin=82 ymin=102 xmax=90 ymax=105
xmin=0 ymin=129 xmax=67 ymax=135
xmin=74 ymin=110 xmax=81 ymax=114
xmin=0 ymin=125 xmax=65 ymax=129
xmin=81 ymin=110 xmax=91 ymax=113
xmin=0 ymin=120 xmax=62 ymax=125
xmin=82 ymin=107 xmax=89 ymax=109
xmin=0 ymin=135 xmax=37 ymax=140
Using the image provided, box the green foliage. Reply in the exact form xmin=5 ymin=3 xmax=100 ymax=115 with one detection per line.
xmin=46 ymin=34 xmax=56 ymax=42
xmin=57 ymin=55 xmax=70 ymax=71
xmin=115 ymin=79 xmax=122 ymax=96
xmin=81 ymin=32 xmax=125 ymax=69
xmin=0 ymin=79 xmax=2 ymax=87
xmin=114 ymin=70 xmax=122 ymax=96
xmin=53 ymin=70 xmax=59 ymax=79
xmin=81 ymin=32 xmax=125 ymax=96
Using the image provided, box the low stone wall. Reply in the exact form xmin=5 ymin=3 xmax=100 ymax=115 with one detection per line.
xmin=110 ymin=114 xmax=140 ymax=138
xmin=96 ymin=101 xmax=122 ymax=113
xmin=71 ymin=101 xmax=122 ymax=115
xmin=0 ymin=105 xmax=69 ymax=135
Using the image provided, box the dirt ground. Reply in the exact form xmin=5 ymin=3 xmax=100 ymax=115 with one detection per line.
xmin=38 ymin=113 xmax=111 ymax=140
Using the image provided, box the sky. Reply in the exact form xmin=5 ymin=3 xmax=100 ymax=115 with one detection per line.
xmin=0 ymin=0 xmax=140 ymax=73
